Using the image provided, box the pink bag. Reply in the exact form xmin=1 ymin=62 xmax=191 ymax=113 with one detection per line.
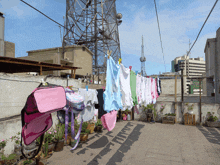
xmin=26 ymin=86 xmax=66 ymax=114
xmin=21 ymin=83 xmax=66 ymax=158
xmin=101 ymin=110 xmax=117 ymax=131
xmin=22 ymin=112 xmax=52 ymax=145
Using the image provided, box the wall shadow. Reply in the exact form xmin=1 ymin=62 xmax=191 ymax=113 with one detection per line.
xmin=196 ymin=126 xmax=220 ymax=145
xmin=87 ymin=122 xmax=145 ymax=165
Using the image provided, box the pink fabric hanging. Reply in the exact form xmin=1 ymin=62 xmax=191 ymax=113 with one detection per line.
xmin=151 ymin=78 xmax=154 ymax=103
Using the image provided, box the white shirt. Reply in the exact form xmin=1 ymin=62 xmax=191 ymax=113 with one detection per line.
xmin=77 ymin=88 xmax=98 ymax=122
xmin=119 ymin=64 xmax=133 ymax=111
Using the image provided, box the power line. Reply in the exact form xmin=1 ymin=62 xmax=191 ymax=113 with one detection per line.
xmin=153 ymin=0 xmax=166 ymax=72
xmin=19 ymin=0 xmax=80 ymax=38
xmin=187 ymin=0 xmax=219 ymax=56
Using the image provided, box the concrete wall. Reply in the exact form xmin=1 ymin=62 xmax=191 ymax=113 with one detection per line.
xmin=4 ymin=41 xmax=15 ymax=58
xmin=0 ymin=73 xmax=82 ymax=155
xmin=160 ymin=79 xmax=181 ymax=95
xmin=216 ymin=28 xmax=220 ymax=104
xmin=73 ymin=47 xmax=92 ymax=76
xmin=154 ymin=100 xmax=220 ymax=125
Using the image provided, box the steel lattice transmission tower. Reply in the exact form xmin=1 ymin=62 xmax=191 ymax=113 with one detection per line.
xmin=62 ymin=0 xmax=122 ymax=75
xmin=140 ymin=35 xmax=146 ymax=76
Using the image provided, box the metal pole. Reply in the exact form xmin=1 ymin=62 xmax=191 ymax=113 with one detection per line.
xmin=181 ymin=69 xmax=184 ymax=102
xmin=199 ymin=79 xmax=202 ymax=123
xmin=175 ymin=75 xmax=177 ymax=113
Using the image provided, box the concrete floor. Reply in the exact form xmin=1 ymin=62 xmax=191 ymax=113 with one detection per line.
xmin=47 ymin=121 xmax=220 ymax=165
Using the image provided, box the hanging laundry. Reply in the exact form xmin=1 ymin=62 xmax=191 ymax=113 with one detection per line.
xmin=103 ymin=55 xmax=123 ymax=112
xmin=151 ymin=78 xmax=155 ymax=104
xmin=157 ymin=78 xmax=161 ymax=95
xmin=136 ymin=74 xmax=142 ymax=105
xmin=130 ymin=70 xmax=138 ymax=106
xmin=119 ymin=64 xmax=133 ymax=111
xmin=155 ymin=78 xmax=159 ymax=100
xmin=77 ymin=88 xmax=98 ymax=122
xmin=140 ymin=76 xmax=146 ymax=105
xmin=144 ymin=77 xmax=151 ymax=106
xmin=96 ymin=89 xmax=107 ymax=119
xmin=152 ymin=78 xmax=157 ymax=104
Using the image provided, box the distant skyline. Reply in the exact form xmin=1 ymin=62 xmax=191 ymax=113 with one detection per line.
xmin=0 ymin=0 xmax=220 ymax=75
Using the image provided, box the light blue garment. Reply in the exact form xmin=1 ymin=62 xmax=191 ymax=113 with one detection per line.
xmin=103 ymin=55 xmax=123 ymax=112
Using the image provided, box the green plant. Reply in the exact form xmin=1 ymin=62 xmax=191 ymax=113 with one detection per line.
xmin=160 ymin=104 xmax=165 ymax=112
xmin=0 ymin=153 xmax=17 ymax=164
xmin=23 ymin=159 xmax=33 ymax=165
xmin=95 ymin=119 xmax=102 ymax=127
xmin=0 ymin=139 xmax=7 ymax=148
xmin=10 ymin=132 xmax=21 ymax=145
xmin=185 ymin=103 xmax=194 ymax=111
xmin=44 ymin=131 xmax=55 ymax=144
xmin=207 ymin=115 xmax=218 ymax=122
xmin=54 ymin=123 xmax=65 ymax=141
xmin=144 ymin=104 xmax=155 ymax=111
xmin=165 ymin=113 xmax=176 ymax=116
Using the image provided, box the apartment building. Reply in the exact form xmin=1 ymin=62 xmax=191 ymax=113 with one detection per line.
xmin=204 ymin=27 xmax=220 ymax=103
xmin=171 ymin=55 xmax=206 ymax=94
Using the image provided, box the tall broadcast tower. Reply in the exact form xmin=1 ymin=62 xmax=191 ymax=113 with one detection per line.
xmin=62 ymin=0 xmax=122 ymax=75
xmin=140 ymin=35 xmax=146 ymax=76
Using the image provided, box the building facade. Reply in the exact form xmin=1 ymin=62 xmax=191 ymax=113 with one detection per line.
xmin=0 ymin=12 xmax=15 ymax=58
xmin=18 ymin=45 xmax=93 ymax=78
xmin=204 ymin=27 xmax=220 ymax=103
xmin=171 ymin=55 xmax=206 ymax=94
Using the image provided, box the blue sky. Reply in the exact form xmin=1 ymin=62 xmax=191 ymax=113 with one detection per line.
xmin=1 ymin=0 xmax=220 ymax=75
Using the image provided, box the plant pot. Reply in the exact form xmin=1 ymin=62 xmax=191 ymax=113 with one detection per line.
xmin=95 ymin=126 xmax=103 ymax=132
xmin=47 ymin=142 xmax=55 ymax=153
xmin=188 ymin=110 xmax=193 ymax=114
xmin=207 ymin=121 xmax=220 ymax=128
xmin=80 ymin=133 xmax=88 ymax=142
xmin=87 ymin=123 xmax=95 ymax=134
xmin=0 ymin=160 xmax=5 ymax=165
xmin=54 ymin=139 xmax=64 ymax=152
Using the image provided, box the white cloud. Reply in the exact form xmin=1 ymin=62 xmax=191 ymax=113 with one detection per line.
xmin=0 ymin=0 xmax=47 ymax=18
xmin=118 ymin=0 xmax=219 ymax=65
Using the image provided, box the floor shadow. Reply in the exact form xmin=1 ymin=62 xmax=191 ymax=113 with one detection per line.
xmin=196 ymin=126 xmax=220 ymax=145
xmin=87 ymin=122 xmax=144 ymax=165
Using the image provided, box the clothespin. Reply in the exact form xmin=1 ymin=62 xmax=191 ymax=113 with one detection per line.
xmin=41 ymin=79 xmax=48 ymax=86
xmin=135 ymin=71 xmax=138 ymax=75
xmin=86 ymin=85 xmax=88 ymax=91
xmin=118 ymin=58 xmax=122 ymax=64
xmin=102 ymin=86 xmax=105 ymax=91
xmin=107 ymin=50 xmax=112 ymax=59
xmin=129 ymin=66 xmax=132 ymax=71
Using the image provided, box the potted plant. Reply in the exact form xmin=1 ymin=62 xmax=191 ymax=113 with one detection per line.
xmin=87 ymin=121 xmax=95 ymax=134
xmin=94 ymin=119 xmax=103 ymax=133
xmin=80 ymin=122 xmax=90 ymax=142
xmin=42 ymin=130 xmax=55 ymax=157
xmin=207 ymin=113 xmax=220 ymax=127
xmin=185 ymin=103 xmax=194 ymax=114
xmin=54 ymin=123 xmax=65 ymax=152
xmin=10 ymin=132 xmax=21 ymax=156
xmin=162 ymin=113 xmax=176 ymax=124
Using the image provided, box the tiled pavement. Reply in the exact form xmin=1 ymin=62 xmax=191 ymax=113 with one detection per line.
xmin=47 ymin=121 xmax=220 ymax=165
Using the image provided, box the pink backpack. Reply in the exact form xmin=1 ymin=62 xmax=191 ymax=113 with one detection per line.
xmin=101 ymin=110 xmax=117 ymax=131
xmin=21 ymin=83 xmax=66 ymax=158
